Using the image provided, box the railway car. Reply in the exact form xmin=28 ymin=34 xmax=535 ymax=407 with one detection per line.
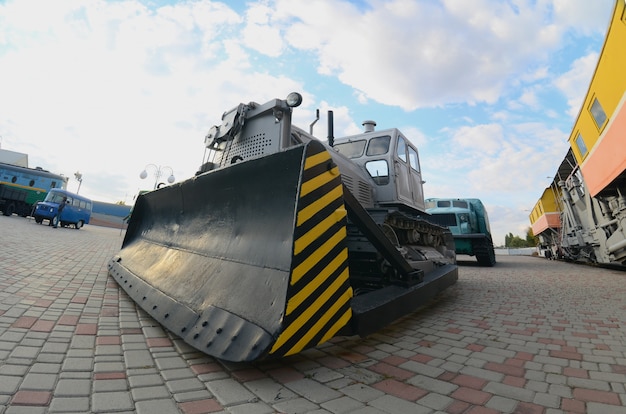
xmin=530 ymin=0 xmax=626 ymax=266
xmin=0 ymin=162 xmax=68 ymax=217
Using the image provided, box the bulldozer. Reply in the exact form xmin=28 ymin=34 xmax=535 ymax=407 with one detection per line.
xmin=108 ymin=93 xmax=458 ymax=362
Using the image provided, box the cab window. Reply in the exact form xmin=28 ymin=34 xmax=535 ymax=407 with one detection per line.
xmin=397 ymin=136 xmax=407 ymax=162
xmin=408 ymin=146 xmax=420 ymax=172
xmin=334 ymin=140 xmax=366 ymax=158
xmin=365 ymin=160 xmax=389 ymax=185
xmin=366 ymin=136 xmax=390 ymax=156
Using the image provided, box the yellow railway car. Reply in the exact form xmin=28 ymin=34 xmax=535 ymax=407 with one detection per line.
xmin=530 ymin=0 xmax=626 ymax=265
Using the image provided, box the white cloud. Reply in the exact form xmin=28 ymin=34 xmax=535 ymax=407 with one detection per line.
xmin=553 ymin=51 xmax=599 ymax=117
xmin=452 ymin=124 xmax=504 ymax=156
xmin=518 ymin=88 xmax=540 ymax=109
xmin=267 ymin=0 xmax=610 ymax=110
xmin=241 ymin=2 xmax=284 ymax=57
xmin=553 ymin=0 xmax=616 ymax=35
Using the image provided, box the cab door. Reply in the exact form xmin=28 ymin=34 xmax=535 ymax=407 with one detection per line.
xmin=394 ymin=135 xmax=425 ymax=211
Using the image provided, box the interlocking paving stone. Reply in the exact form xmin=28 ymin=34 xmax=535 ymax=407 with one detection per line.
xmin=131 ymin=385 xmax=171 ymax=401
xmin=135 ymin=398 xmax=180 ymax=414
xmin=205 ymin=378 xmax=256 ymax=406
xmin=54 ymin=379 xmax=92 ymax=397
xmin=48 ymin=397 xmax=90 ymax=413
xmin=3 ymin=217 xmax=626 ymax=413
xmin=242 ymin=378 xmax=297 ymax=403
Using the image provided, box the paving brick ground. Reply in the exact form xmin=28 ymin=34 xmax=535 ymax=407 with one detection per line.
xmin=1 ymin=214 xmax=625 ymax=413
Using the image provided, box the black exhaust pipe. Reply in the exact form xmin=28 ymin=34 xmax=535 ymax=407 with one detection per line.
xmin=327 ymin=110 xmax=334 ymax=147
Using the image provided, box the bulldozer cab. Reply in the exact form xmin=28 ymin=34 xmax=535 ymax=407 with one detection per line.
xmin=333 ymin=129 xmax=426 ymax=213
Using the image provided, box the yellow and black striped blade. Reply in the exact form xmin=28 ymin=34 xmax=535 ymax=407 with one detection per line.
xmin=270 ymin=140 xmax=353 ymax=358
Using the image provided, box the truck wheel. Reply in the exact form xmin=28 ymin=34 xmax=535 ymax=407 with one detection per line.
xmin=75 ymin=220 xmax=83 ymax=230
xmin=477 ymin=248 xmax=496 ymax=267
xmin=50 ymin=216 xmax=58 ymax=227
xmin=2 ymin=203 xmax=16 ymax=216
xmin=35 ymin=216 xmax=43 ymax=224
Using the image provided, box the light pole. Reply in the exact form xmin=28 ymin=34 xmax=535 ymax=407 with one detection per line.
xmin=140 ymin=164 xmax=175 ymax=190
xmin=74 ymin=171 xmax=83 ymax=194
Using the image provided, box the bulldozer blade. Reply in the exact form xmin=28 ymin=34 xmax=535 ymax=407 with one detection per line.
xmin=109 ymin=140 xmax=354 ymax=362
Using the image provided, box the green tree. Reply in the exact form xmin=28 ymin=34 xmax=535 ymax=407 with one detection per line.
xmin=505 ymin=232 xmax=531 ymax=248
xmin=525 ymin=227 xmax=537 ymax=246
xmin=505 ymin=233 xmax=513 ymax=247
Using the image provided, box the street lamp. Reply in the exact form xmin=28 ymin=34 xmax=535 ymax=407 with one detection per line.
xmin=74 ymin=171 xmax=83 ymax=194
xmin=140 ymin=164 xmax=175 ymax=190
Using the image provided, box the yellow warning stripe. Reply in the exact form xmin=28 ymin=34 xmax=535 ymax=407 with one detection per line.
xmin=293 ymin=207 xmax=346 ymax=255
xmin=269 ymin=142 xmax=352 ymax=358
xmin=270 ymin=269 xmax=352 ymax=354
xmin=286 ymin=248 xmax=348 ymax=314
xmin=299 ymin=166 xmax=340 ymax=198
xmin=283 ymin=287 xmax=353 ymax=356
xmin=319 ymin=307 xmax=352 ymax=344
xmin=291 ymin=227 xmax=346 ymax=285
xmin=304 ymin=151 xmax=331 ymax=170
xmin=297 ymin=184 xmax=343 ymax=226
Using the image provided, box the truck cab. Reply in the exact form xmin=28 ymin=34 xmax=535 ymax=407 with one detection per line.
xmin=425 ymin=198 xmax=496 ymax=266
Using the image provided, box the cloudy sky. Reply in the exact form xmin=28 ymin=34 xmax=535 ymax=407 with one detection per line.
xmin=0 ymin=0 xmax=616 ymax=245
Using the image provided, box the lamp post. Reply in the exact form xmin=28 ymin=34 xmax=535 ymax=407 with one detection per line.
xmin=140 ymin=164 xmax=175 ymax=190
xmin=74 ymin=171 xmax=83 ymax=194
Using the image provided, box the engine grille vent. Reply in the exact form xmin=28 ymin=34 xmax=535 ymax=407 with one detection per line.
xmin=217 ymin=133 xmax=274 ymax=166
xmin=427 ymin=213 xmax=457 ymax=227
xmin=357 ymin=181 xmax=373 ymax=206
xmin=338 ymin=176 xmax=373 ymax=207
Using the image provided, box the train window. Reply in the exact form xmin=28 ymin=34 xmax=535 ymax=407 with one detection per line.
xmin=453 ymin=201 xmax=468 ymax=209
xmin=589 ymin=97 xmax=607 ymax=129
xmin=397 ymin=136 xmax=407 ymax=162
xmin=575 ymin=133 xmax=588 ymax=158
xmin=51 ymin=182 xmax=57 ymax=188
xmin=366 ymin=136 xmax=390 ymax=156
xmin=29 ymin=180 xmax=35 ymax=187
xmin=438 ymin=201 xmax=451 ymax=207
xmin=11 ymin=176 xmax=17 ymax=183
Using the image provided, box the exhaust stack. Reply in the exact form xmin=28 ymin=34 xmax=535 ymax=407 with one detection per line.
xmin=328 ymin=110 xmax=334 ymax=147
xmin=362 ymin=120 xmax=376 ymax=132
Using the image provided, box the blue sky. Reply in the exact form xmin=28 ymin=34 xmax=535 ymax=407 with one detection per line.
xmin=0 ymin=0 xmax=616 ymax=245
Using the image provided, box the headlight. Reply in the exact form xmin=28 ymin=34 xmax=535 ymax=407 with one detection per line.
xmin=286 ymin=92 xmax=303 ymax=107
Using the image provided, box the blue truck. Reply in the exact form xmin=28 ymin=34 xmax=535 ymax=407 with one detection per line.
xmin=425 ymin=198 xmax=496 ymax=266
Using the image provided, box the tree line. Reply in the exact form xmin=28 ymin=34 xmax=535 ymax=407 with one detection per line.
xmin=504 ymin=228 xmax=537 ymax=248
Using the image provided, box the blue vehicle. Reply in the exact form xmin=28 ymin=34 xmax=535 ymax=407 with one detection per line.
xmin=33 ymin=189 xmax=92 ymax=229
xmin=425 ymin=198 xmax=496 ymax=266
